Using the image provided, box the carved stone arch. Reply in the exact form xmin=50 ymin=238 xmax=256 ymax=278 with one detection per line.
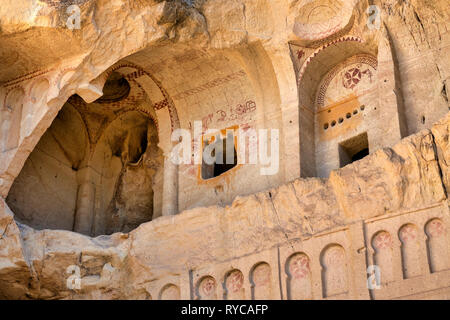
xmin=224 ymin=269 xmax=245 ymax=300
xmin=87 ymin=108 xmax=164 ymax=235
xmin=296 ymin=36 xmax=376 ymax=178
xmin=425 ymin=218 xmax=449 ymax=273
xmin=320 ymin=243 xmax=348 ymax=298
xmin=371 ymin=230 xmax=395 ymax=284
xmin=250 ymin=262 xmax=272 ymax=300
xmin=101 ymin=61 xmax=180 ymax=131
xmin=159 ymin=284 xmax=180 ymax=300
xmin=315 ymin=54 xmax=378 ymax=110
xmin=398 ymin=223 xmax=423 ymax=279
xmin=196 ymin=275 xmax=217 ymax=300
xmin=100 ymin=62 xmax=180 ymax=217
xmin=53 ymin=100 xmax=90 ymax=168
xmin=285 ymin=252 xmax=312 ymax=300
xmin=291 ymin=0 xmax=359 ymax=43
xmin=294 ymin=32 xmax=405 ymax=178
xmin=6 ymin=101 xmax=89 ymax=231
xmin=4 ymin=66 xmax=169 ymax=236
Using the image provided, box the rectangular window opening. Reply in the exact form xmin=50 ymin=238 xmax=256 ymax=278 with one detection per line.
xmin=339 ymin=132 xmax=369 ymax=168
xmin=201 ymin=133 xmax=237 ymax=180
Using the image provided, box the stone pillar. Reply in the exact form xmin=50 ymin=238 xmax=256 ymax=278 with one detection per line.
xmin=73 ymin=182 xmax=96 ymax=235
xmin=74 ymin=167 xmax=96 ymax=235
xmin=373 ymin=27 xmax=406 ymax=150
xmin=162 ymin=155 xmax=178 ymax=216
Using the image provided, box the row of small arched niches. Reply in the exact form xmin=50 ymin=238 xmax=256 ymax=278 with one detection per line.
xmin=370 ymin=218 xmax=449 ymax=281
xmin=157 ymin=218 xmax=448 ymax=300
xmin=157 ymin=243 xmax=351 ymax=300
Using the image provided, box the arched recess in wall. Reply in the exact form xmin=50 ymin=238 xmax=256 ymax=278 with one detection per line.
xmin=120 ymin=42 xmax=284 ymax=212
xmin=88 ymin=109 xmax=163 ymax=236
xmin=285 ymin=252 xmax=312 ymax=300
xmin=251 ymin=262 xmax=273 ymax=300
xmin=224 ymin=269 xmax=245 ymax=300
xmin=97 ymin=62 xmax=181 ymax=219
xmin=320 ymin=244 xmax=348 ymax=298
xmin=296 ymin=37 xmax=391 ymax=178
xmin=5 ymin=64 xmax=177 ymax=236
xmin=371 ymin=231 xmax=395 ymax=285
xmin=2 ymin=41 xmax=283 ymax=230
xmin=6 ymin=102 xmax=88 ymax=231
xmin=196 ymin=276 xmax=217 ymax=300
xmin=398 ymin=223 xmax=422 ymax=279
xmin=425 ymin=219 xmax=449 ymax=273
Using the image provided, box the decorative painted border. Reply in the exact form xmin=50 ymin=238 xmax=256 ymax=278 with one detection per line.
xmin=315 ymin=54 xmax=378 ymax=108
xmin=297 ymin=36 xmax=364 ymax=85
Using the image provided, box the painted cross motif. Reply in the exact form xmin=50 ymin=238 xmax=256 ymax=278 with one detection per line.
xmin=400 ymin=225 xmax=417 ymax=242
xmin=374 ymin=232 xmax=393 ymax=250
xmin=342 ymin=67 xmax=362 ymax=89
xmin=289 ymin=254 xmax=310 ymax=279
xmin=200 ymin=277 xmax=216 ymax=297
xmin=227 ymin=271 xmax=244 ymax=293
xmin=428 ymin=220 xmax=445 ymax=237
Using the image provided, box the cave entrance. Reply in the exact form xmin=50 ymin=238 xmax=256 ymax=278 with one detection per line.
xmin=6 ymin=72 xmax=164 ymax=236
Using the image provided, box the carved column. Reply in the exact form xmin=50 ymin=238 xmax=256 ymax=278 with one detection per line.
xmin=162 ymin=154 xmax=178 ymax=216
xmin=74 ymin=167 xmax=96 ymax=235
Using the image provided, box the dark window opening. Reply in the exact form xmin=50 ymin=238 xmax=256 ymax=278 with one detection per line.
xmin=339 ymin=132 xmax=369 ymax=168
xmin=351 ymin=148 xmax=369 ymax=162
xmin=95 ymin=72 xmax=130 ymax=103
xmin=202 ymin=135 xmax=237 ymax=180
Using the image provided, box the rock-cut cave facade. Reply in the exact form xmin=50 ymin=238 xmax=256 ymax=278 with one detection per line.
xmin=0 ymin=0 xmax=449 ymax=300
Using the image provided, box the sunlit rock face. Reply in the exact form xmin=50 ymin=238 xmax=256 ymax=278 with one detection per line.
xmin=0 ymin=0 xmax=449 ymax=299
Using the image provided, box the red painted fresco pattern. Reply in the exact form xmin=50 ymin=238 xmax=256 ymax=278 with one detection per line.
xmin=399 ymin=225 xmax=417 ymax=243
xmin=427 ymin=219 xmax=445 ymax=237
xmin=226 ymin=270 xmax=244 ymax=293
xmin=289 ymin=254 xmax=310 ymax=279
xmin=373 ymin=232 xmax=393 ymax=249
